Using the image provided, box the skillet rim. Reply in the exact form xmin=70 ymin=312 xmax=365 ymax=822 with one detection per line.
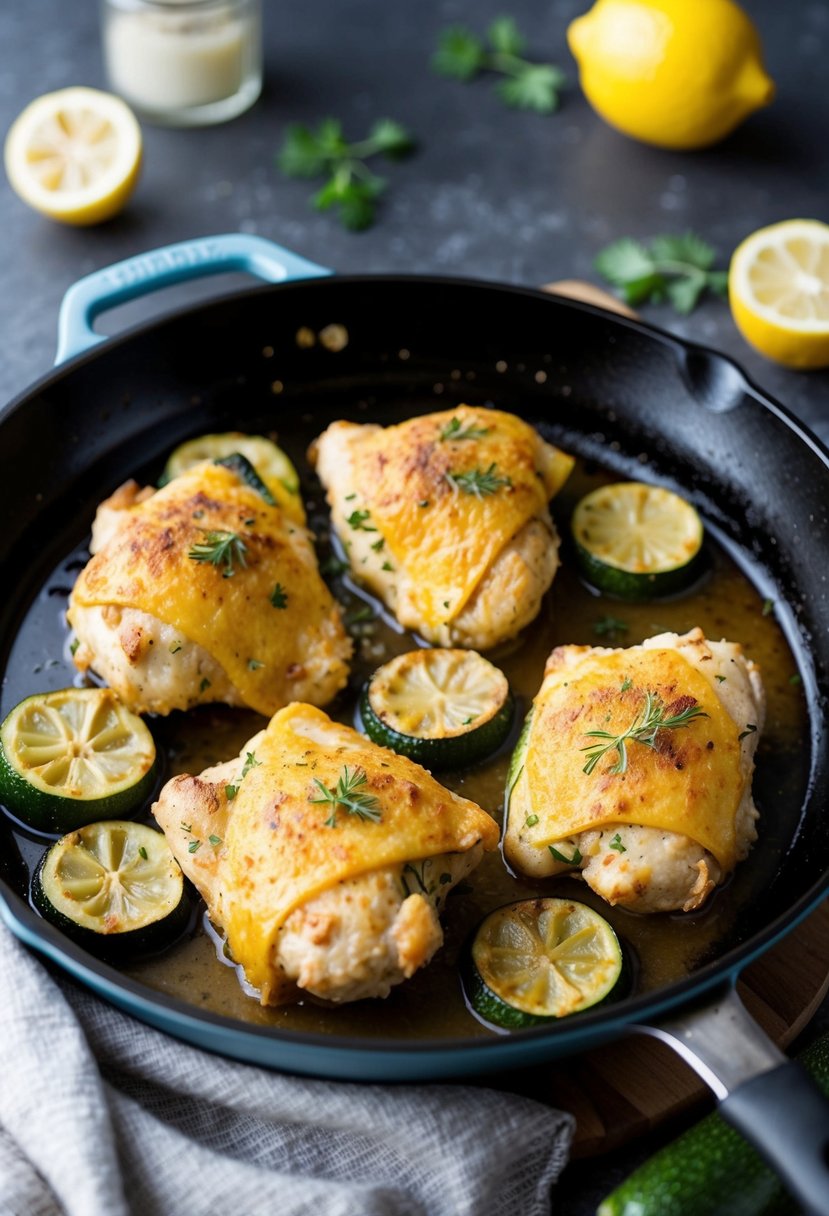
xmin=1 ymin=271 xmax=828 ymax=1063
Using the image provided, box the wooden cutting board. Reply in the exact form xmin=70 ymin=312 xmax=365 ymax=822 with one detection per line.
xmin=501 ymin=281 xmax=829 ymax=1157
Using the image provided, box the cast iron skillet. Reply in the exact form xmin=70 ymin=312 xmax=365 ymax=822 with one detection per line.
xmin=1 ymin=235 xmax=829 ymax=1210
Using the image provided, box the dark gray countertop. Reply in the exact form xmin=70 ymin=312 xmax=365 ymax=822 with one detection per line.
xmin=1 ymin=1 xmax=828 ymax=1212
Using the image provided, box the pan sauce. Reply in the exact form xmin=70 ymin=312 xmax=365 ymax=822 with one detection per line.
xmin=5 ymin=453 xmax=807 ymax=1041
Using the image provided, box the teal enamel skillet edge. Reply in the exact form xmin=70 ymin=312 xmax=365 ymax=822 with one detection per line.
xmin=0 ymin=234 xmax=827 ymax=1090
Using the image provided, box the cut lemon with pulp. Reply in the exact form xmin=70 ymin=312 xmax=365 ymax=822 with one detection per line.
xmin=4 ymin=87 xmax=141 ymax=225
xmin=729 ymin=220 xmax=829 ymax=369
xmin=572 ymin=481 xmax=704 ymax=600
xmin=465 ymin=898 xmax=625 ymax=1029
xmin=0 ymin=688 xmax=157 ymax=834
xmin=31 ymin=821 xmax=187 ymax=956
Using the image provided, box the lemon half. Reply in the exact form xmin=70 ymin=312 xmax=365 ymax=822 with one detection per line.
xmin=568 ymin=0 xmax=774 ymax=150
xmin=729 ymin=220 xmax=829 ymax=369
xmin=4 ymin=86 xmax=141 ymax=225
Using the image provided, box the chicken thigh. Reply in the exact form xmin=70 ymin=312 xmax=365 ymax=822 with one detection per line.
xmin=504 ymin=628 xmax=765 ymax=913
xmin=68 ymin=463 xmax=351 ymax=716
xmin=152 ymin=703 xmax=499 ymax=1004
xmin=311 ymin=405 xmax=573 ymax=650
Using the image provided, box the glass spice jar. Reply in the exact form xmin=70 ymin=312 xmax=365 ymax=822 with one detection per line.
xmin=101 ymin=0 xmax=262 ymax=127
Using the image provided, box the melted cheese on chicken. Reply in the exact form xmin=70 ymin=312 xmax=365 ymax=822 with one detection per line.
xmin=504 ymin=629 xmax=764 ymax=912
xmin=153 ymin=704 xmax=499 ymax=1005
xmin=69 ymin=463 xmax=350 ymax=716
xmin=312 ymin=406 xmax=573 ymax=648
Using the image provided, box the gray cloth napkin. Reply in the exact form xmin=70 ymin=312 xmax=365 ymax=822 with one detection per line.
xmin=0 ymin=923 xmax=574 ymax=1216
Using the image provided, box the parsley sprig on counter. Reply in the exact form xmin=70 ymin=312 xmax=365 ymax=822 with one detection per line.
xmin=277 ymin=118 xmax=415 ymax=231
xmin=581 ymin=690 xmax=708 ymax=775
xmin=433 ymin=17 xmax=566 ymax=113
xmin=595 ymin=233 xmax=729 ymax=314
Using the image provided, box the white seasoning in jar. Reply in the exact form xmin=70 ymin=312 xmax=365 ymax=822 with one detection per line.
xmin=102 ymin=0 xmax=262 ymax=126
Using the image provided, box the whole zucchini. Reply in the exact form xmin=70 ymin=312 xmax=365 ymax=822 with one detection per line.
xmin=598 ymin=1034 xmax=829 ymax=1216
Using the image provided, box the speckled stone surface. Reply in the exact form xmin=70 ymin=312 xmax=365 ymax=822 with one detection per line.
xmin=1 ymin=1 xmax=828 ymax=1211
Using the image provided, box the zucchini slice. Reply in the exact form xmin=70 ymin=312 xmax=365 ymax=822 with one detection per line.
xmin=572 ymin=481 xmax=704 ymax=600
xmin=161 ymin=432 xmax=304 ymax=523
xmin=0 ymin=688 xmax=157 ymax=834
xmin=464 ymin=898 xmax=625 ymax=1030
xmin=31 ymin=821 xmax=188 ymax=957
xmin=360 ymin=648 xmax=513 ymax=768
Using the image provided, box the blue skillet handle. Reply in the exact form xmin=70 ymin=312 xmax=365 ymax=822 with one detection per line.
xmin=55 ymin=233 xmax=332 ymax=364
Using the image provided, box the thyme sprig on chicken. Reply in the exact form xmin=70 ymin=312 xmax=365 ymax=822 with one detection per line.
xmin=445 ymin=463 xmax=512 ymax=498
xmin=188 ymin=529 xmax=248 ymax=578
xmin=581 ymin=689 xmax=708 ymax=775
xmin=310 ymin=765 xmax=382 ymax=827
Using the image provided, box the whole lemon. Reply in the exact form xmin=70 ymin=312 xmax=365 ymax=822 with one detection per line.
xmin=567 ymin=0 xmax=774 ymax=150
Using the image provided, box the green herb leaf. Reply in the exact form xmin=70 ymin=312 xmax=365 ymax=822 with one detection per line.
xmin=621 ymin=677 xmax=633 ymax=692
xmin=595 ymin=231 xmax=728 ymax=314
xmin=138 ymin=846 xmax=148 ymax=860
xmin=276 ymin=117 xmax=414 ymax=232
xmin=762 ymin=598 xmax=775 ymax=617
xmin=438 ymin=416 xmax=491 ymax=442
xmin=199 ymin=677 xmax=211 ymax=693
xmin=445 ymin=462 xmax=512 ymax=497
xmin=270 ymin=583 xmax=289 ymax=609
xmin=609 ymin=832 xmax=627 ymax=854
xmin=593 ymin=615 xmax=629 ymax=638
xmin=549 ymin=843 xmax=582 ymax=865
xmin=188 ymin=839 xmax=201 ymax=854
xmin=309 ymin=764 xmax=382 ymax=826
xmin=241 ymin=751 xmax=261 ymax=779
xmin=209 ymin=834 xmax=223 ymax=846
xmin=432 ymin=26 xmax=487 ymax=80
xmin=225 ymin=784 xmax=238 ymax=800
xmin=525 ymin=813 xmax=539 ymax=827
xmin=346 ymin=508 xmax=377 ymax=531
xmin=433 ymin=19 xmax=565 ymax=112
xmin=188 ymin=529 xmax=248 ymax=578
xmin=581 ymin=690 xmax=709 ymax=775
xmin=738 ymin=724 xmax=758 ymax=742
xmin=69 ymin=638 xmax=80 ymax=657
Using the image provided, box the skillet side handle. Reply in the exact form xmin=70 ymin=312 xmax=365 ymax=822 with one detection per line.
xmin=636 ymin=984 xmax=829 ymax=1216
xmin=55 ymin=233 xmax=331 ymax=365
xmin=721 ymin=1062 xmax=829 ymax=1216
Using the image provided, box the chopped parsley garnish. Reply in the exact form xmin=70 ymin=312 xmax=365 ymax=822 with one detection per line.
xmin=370 ymin=537 xmax=385 ymax=551
xmin=381 ymin=560 xmax=394 ymax=572
xmin=209 ymin=835 xmax=223 ymax=846
xmin=621 ymin=677 xmax=633 ymax=692
xmin=199 ymin=677 xmax=211 ymax=693
xmin=248 ymin=658 xmax=264 ymax=671
xmin=309 ymin=764 xmax=382 ymax=827
xmin=138 ymin=846 xmax=148 ymax=860
xmin=69 ymin=638 xmax=80 ymax=657
xmin=715 ymin=674 xmax=727 ymax=683
xmin=525 ymin=813 xmax=539 ymax=828
xmin=549 ymin=844 xmax=582 ymax=865
xmin=438 ymin=416 xmax=491 ymax=442
xmin=445 ymin=462 xmax=512 ymax=498
xmin=609 ymin=833 xmax=627 ymax=854
xmin=241 ymin=751 xmax=261 ymax=778
xmin=762 ymin=598 xmax=775 ymax=617
xmin=188 ymin=839 xmax=202 ymax=854
xmin=738 ymin=724 xmax=758 ymax=742
xmin=225 ymin=784 xmax=238 ymax=800
xmin=321 ymin=554 xmax=348 ymax=577
xmin=346 ymin=508 xmax=377 ymax=531
xmin=169 ymin=641 xmax=182 ymax=654
xmin=270 ymin=583 xmax=289 ymax=609
xmin=581 ymin=690 xmax=709 ymax=775
xmin=790 ymin=673 xmax=802 ymax=686
xmin=418 ymin=499 xmax=430 ymax=508
xmin=188 ymin=529 xmax=248 ymax=578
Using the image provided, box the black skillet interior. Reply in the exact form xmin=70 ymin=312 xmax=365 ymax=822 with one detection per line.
xmin=1 ymin=274 xmax=828 ymax=1058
